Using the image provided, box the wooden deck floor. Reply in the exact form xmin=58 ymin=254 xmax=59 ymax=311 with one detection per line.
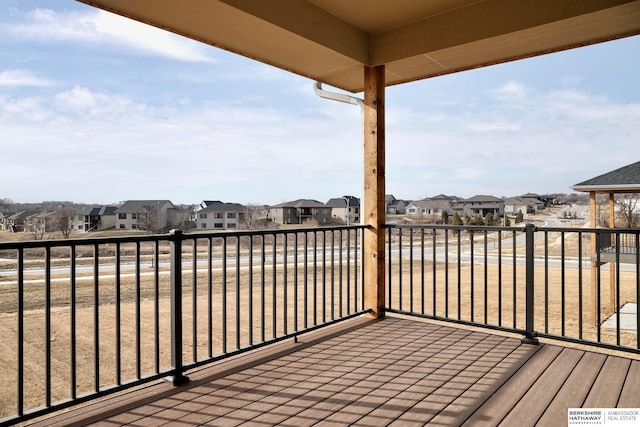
xmin=27 ymin=316 xmax=640 ymax=426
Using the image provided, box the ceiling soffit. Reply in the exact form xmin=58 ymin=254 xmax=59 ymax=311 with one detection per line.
xmin=78 ymin=0 xmax=640 ymax=92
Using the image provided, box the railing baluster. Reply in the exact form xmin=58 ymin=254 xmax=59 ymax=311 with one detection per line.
xmin=45 ymin=246 xmax=51 ymax=407
xmin=192 ymin=239 xmax=198 ymax=361
xmin=134 ymin=241 xmax=141 ymax=379
xmin=70 ymin=245 xmax=78 ymax=395
xmin=283 ymin=234 xmax=288 ymax=336
xmin=17 ymin=247 xmax=24 ymax=416
xmin=115 ymin=243 xmax=121 ymax=384
xmin=93 ymin=243 xmax=100 ymax=391
xmin=222 ymin=236 xmax=228 ymax=352
xmin=208 ymin=238 xmax=213 ymax=357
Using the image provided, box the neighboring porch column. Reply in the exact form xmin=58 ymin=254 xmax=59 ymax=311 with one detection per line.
xmin=363 ymin=65 xmax=386 ymax=319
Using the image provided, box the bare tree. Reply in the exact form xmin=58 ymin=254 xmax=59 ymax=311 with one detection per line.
xmin=138 ymin=206 xmax=160 ymax=234
xmin=616 ymin=193 xmax=639 ymax=228
xmin=27 ymin=212 xmax=48 ymax=240
xmin=51 ymin=206 xmax=75 ymax=238
xmin=240 ymin=205 xmax=274 ymax=230
xmin=173 ymin=206 xmax=195 ymax=231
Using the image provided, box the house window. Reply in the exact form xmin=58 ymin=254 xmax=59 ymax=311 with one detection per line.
xmin=227 ymin=213 xmax=236 ymax=218
xmin=132 ymin=213 xmax=137 ymax=220
xmin=132 ymin=224 xmax=137 ymax=229
xmin=228 ymin=223 xmax=236 ymax=229
xmin=215 ymin=212 xmax=223 ymax=219
xmin=200 ymin=223 xmax=207 ymax=229
xmin=119 ymin=224 xmax=125 ymax=229
xmin=214 ymin=223 xmax=223 ymax=228
xmin=118 ymin=213 xmax=126 ymax=219
xmin=199 ymin=213 xmax=207 ymax=219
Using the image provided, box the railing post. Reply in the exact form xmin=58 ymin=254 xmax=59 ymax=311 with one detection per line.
xmin=165 ymin=229 xmax=189 ymax=385
xmin=522 ymin=223 xmax=539 ymax=345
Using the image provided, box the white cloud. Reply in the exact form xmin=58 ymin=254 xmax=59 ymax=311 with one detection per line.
xmin=0 ymin=69 xmax=55 ymax=87
xmin=9 ymin=8 xmax=214 ymax=63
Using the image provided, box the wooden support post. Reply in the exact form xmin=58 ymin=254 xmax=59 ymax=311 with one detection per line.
xmin=363 ymin=65 xmax=385 ymax=319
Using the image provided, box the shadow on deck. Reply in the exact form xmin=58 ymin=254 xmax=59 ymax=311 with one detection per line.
xmin=27 ymin=316 xmax=640 ymax=427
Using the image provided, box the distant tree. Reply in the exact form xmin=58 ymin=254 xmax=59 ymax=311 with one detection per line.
xmin=451 ymin=213 xmax=463 ymax=226
xmin=616 ymin=193 xmax=639 ymax=228
xmin=240 ymin=205 xmax=269 ymax=230
xmin=515 ymin=210 xmax=524 ymax=224
xmin=0 ymin=198 xmax=13 ymax=211
xmin=27 ymin=212 xmax=47 ymax=240
xmin=138 ymin=206 xmax=160 ymax=234
xmin=173 ymin=206 xmax=195 ymax=231
xmin=467 ymin=215 xmax=484 ymax=226
xmin=51 ymin=206 xmax=75 ymax=238
xmin=441 ymin=211 xmax=449 ymax=225
xmin=504 ymin=216 xmax=511 ymax=226
xmin=484 ymin=213 xmax=495 ymax=226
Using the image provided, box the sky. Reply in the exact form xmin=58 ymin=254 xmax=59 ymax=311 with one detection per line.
xmin=1 ymin=1 xmax=639 ymax=206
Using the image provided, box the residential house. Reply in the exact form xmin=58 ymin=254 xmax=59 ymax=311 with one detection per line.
xmin=195 ymin=200 xmax=245 ymax=230
xmin=453 ymin=195 xmax=504 ymax=218
xmin=519 ymin=193 xmax=545 ymax=211
xmin=0 ymin=211 xmax=14 ymax=231
xmin=405 ymin=200 xmax=436 ymax=216
xmin=504 ymin=197 xmax=543 ymax=216
xmin=5 ymin=210 xmax=40 ymax=233
xmin=325 ymin=196 xmax=360 ymax=224
xmin=385 ymin=195 xmax=408 ymax=215
xmin=114 ymin=200 xmax=177 ymax=232
xmin=268 ymin=199 xmax=332 ymax=225
xmin=70 ymin=205 xmax=118 ymax=231
xmin=406 ymin=194 xmax=456 ymax=217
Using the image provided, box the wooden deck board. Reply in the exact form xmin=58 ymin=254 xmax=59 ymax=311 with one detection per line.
xmin=500 ymin=348 xmax=585 ymax=426
xmin=461 ymin=344 xmax=563 ymax=426
xmin=537 ymin=351 xmax=607 ymax=426
xmin=22 ymin=316 xmax=640 ymax=427
xmin=619 ymin=361 xmax=640 ymax=407
xmin=584 ymin=356 xmax=632 ymax=408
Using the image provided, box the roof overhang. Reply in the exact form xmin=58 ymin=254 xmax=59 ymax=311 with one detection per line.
xmin=77 ymin=0 xmax=640 ymax=93
xmin=572 ymin=184 xmax=640 ymax=194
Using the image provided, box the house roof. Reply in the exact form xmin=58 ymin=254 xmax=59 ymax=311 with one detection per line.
xmin=326 ymin=196 xmax=360 ymax=208
xmin=199 ymin=201 xmax=245 ymax=213
xmin=77 ymin=1 xmax=640 ymax=93
xmin=572 ymin=161 xmax=640 ymax=193
xmin=270 ymin=199 xmax=327 ymax=208
xmin=464 ymin=195 xmax=503 ymax=203
xmin=115 ymin=200 xmax=175 ymax=213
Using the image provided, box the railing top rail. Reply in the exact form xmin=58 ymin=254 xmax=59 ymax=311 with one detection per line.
xmin=384 ymin=223 xmax=527 ymax=232
xmin=384 ymin=223 xmax=640 ymax=235
xmin=0 ymin=224 xmax=369 ymax=250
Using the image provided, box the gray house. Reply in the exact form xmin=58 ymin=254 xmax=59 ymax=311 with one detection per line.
xmin=269 ymin=199 xmax=332 ymax=225
xmin=326 ymin=196 xmax=360 ymax=224
xmin=453 ymin=195 xmax=504 ymax=218
xmin=195 ymin=200 xmax=245 ymax=230
xmin=71 ymin=205 xmax=118 ymax=231
xmin=115 ymin=200 xmax=176 ymax=231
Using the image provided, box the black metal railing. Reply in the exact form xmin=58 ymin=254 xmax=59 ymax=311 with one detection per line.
xmin=386 ymin=223 xmax=640 ymax=352
xmin=0 ymin=225 xmax=366 ymax=425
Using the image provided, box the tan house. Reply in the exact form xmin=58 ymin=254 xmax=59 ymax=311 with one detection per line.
xmin=269 ymin=199 xmax=332 ymax=225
